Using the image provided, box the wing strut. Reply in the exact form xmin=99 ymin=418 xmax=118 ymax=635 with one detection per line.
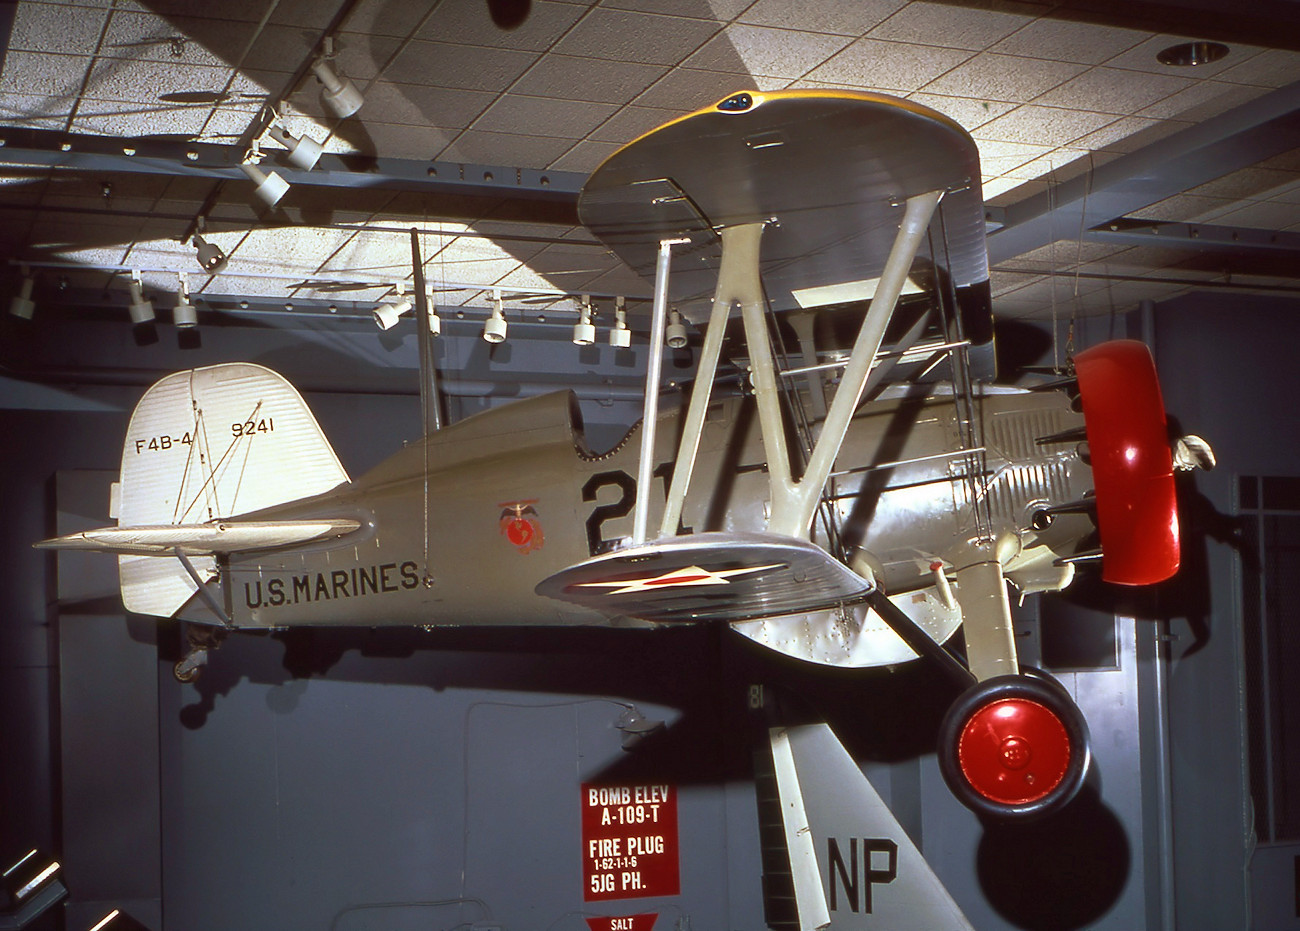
xmin=658 ymin=191 xmax=943 ymax=542
xmin=633 ymin=237 xmax=689 ymax=544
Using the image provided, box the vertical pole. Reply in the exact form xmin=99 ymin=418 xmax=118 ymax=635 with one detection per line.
xmin=632 ymin=239 xmax=680 ymax=545
xmin=410 ymin=228 xmax=442 ymax=434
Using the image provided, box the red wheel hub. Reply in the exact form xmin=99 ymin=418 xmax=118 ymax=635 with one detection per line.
xmin=957 ymin=698 xmax=1072 ymax=805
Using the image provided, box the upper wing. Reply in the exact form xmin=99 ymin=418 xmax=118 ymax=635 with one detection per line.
xmin=579 ymin=89 xmax=987 ymax=322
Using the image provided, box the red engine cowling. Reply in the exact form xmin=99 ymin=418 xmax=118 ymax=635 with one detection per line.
xmin=1075 ymin=340 xmax=1180 ymax=586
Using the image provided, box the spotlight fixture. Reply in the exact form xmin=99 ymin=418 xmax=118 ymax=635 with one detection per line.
xmin=312 ymin=41 xmax=364 ymax=119
xmin=665 ymin=308 xmax=688 ymax=349
xmin=127 ymin=278 xmax=154 ymax=326
xmin=127 ymin=274 xmax=158 ymax=345
xmin=239 ymin=158 xmax=290 ymax=207
xmin=8 ymin=274 xmax=34 ymax=319
xmin=173 ymin=274 xmax=197 ymax=328
xmin=193 ymin=218 xmax=227 ymax=273
xmin=609 ymin=296 xmax=631 ymax=348
xmin=266 ymin=124 xmax=324 ymax=171
xmin=572 ymin=295 xmax=595 ymax=346
xmin=483 ymin=289 xmax=507 ymax=343
xmin=373 ymin=292 xmax=413 ymax=330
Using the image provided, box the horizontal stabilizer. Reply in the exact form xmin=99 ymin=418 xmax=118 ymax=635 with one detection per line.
xmin=771 ymin=724 xmax=973 ymax=930
xmin=37 ymin=518 xmax=360 ymax=557
xmin=536 ymin=531 xmax=874 ymax=624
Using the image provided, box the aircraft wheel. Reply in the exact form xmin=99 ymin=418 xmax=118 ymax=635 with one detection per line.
xmin=173 ymin=659 xmax=200 ymax=683
xmin=938 ymin=674 xmax=1090 ymax=820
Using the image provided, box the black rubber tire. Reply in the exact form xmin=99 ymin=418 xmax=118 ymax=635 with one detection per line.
xmin=938 ymin=674 xmax=1090 ymax=820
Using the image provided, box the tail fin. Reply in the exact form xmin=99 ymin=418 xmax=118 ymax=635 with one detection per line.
xmin=764 ymin=724 xmax=973 ymax=930
xmin=115 ymin=363 xmax=348 ymax=617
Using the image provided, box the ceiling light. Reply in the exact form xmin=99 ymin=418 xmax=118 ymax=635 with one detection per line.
xmin=1157 ymin=41 xmax=1229 ymax=66
xmin=312 ymin=54 xmax=363 ymax=119
xmin=573 ymin=296 xmax=595 ymax=346
xmin=373 ymin=292 xmax=413 ymax=330
xmin=173 ymin=274 xmax=197 ymax=328
xmin=609 ymin=297 xmax=631 ymax=348
xmin=483 ymin=290 xmax=507 ymax=343
xmin=8 ymin=274 xmax=34 ymax=319
xmin=665 ymin=308 xmax=688 ymax=349
xmin=239 ymin=160 xmax=289 ymax=207
xmin=267 ymin=125 xmax=324 ymax=171
xmin=194 ymin=234 xmax=226 ymax=272
xmin=127 ymin=279 xmax=154 ymax=326
xmin=127 ymin=275 xmax=158 ymax=345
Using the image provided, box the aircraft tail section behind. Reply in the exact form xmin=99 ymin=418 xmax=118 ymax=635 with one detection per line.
xmin=762 ymin=723 xmax=973 ymax=930
xmin=115 ymin=363 xmax=349 ymax=616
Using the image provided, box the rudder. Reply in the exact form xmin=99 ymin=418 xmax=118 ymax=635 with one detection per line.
xmin=116 ymin=363 xmax=349 ymax=617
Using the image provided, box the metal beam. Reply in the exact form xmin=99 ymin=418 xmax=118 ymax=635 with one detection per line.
xmin=0 ymin=127 xmax=585 ymax=203
xmin=1084 ymin=218 xmax=1300 ymax=256
xmin=985 ymin=80 xmax=1300 ymax=265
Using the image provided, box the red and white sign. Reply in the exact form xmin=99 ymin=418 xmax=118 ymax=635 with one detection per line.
xmin=584 ymin=915 xmax=658 ymax=931
xmin=581 ymin=783 xmax=679 ymax=901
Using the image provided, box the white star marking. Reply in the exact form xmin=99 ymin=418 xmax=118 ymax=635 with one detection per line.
xmin=575 ymin=563 xmax=783 ymax=596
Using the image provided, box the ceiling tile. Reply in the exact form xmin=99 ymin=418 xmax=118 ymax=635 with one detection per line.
xmin=981 ymin=175 xmax=1032 ymax=200
xmin=472 ymin=94 xmax=619 ymax=139
xmin=384 ymin=40 xmax=539 ymax=91
xmin=358 ymin=83 xmax=496 ymax=132
xmin=0 ymin=51 xmax=94 ymax=98
xmin=82 ymin=58 xmax=240 ymax=106
xmin=552 ymin=8 xmax=721 ymax=66
xmin=1214 ymin=48 xmax=1300 ymax=88
xmin=905 ymin=92 xmax=1016 ymax=131
xmin=414 ymin=0 xmax=587 ymax=52
xmin=1184 ymin=166 xmax=1300 ymax=201
xmin=975 ymin=105 xmax=1118 ymax=147
xmin=974 ymin=138 xmax=1054 ymax=175
xmin=1032 ymin=66 xmax=1194 ymax=115
xmin=989 ymin=17 xmax=1147 ymax=65
xmin=0 ymin=92 xmax=76 ymax=128
xmin=351 ymin=121 xmax=458 ymax=160
xmin=804 ymin=38 xmax=971 ymax=91
xmin=10 ymin=2 xmax=110 ymax=56
xmin=739 ymin=0 xmax=906 ymax=36
xmin=510 ymin=55 xmax=670 ymax=104
xmin=71 ymin=98 xmax=212 ymax=137
xmin=685 ymin=24 xmax=851 ymax=79
xmin=587 ymin=104 xmax=683 ymax=143
xmin=548 ymin=138 xmax=623 ymax=173
xmin=632 ymin=67 xmax=753 ymax=110
xmin=1196 ymin=199 xmax=1300 ymax=230
xmin=1130 ymin=192 xmax=1238 ymax=222
xmin=920 ymin=52 xmax=1087 ymax=102
xmin=1136 ymin=79 xmax=1267 ymax=121
xmin=1068 ymin=115 xmax=1163 ymax=153
xmin=604 ymin=0 xmax=749 ymax=19
xmin=436 ymin=129 xmax=578 ymax=168
xmin=101 ymin=12 xmax=257 ymax=68
xmin=243 ymin=24 xmax=326 ymax=75
xmin=869 ymin=1 xmax=1038 ymax=52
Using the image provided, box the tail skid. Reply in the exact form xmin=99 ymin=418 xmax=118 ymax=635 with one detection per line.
xmin=767 ymin=724 xmax=973 ymax=930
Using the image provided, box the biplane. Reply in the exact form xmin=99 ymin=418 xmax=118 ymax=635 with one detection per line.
xmin=39 ymin=90 xmax=1209 ymax=834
